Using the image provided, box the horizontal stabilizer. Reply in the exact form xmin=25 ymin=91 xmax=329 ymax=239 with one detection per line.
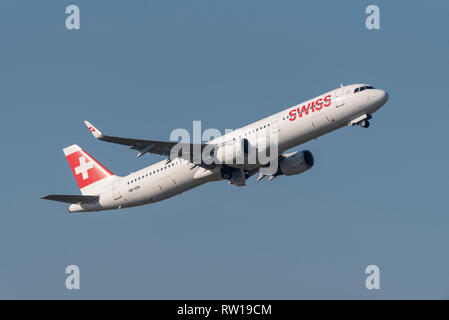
xmin=41 ymin=194 xmax=99 ymax=204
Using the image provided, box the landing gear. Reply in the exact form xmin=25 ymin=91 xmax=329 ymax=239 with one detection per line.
xmin=350 ymin=114 xmax=372 ymax=128
xmin=360 ymin=120 xmax=370 ymax=128
xmin=220 ymin=166 xmax=233 ymax=180
xmin=222 ymin=173 xmax=231 ymax=179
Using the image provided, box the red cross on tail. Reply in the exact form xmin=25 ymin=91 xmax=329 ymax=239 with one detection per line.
xmin=63 ymin=144 xmax=113 ymax=190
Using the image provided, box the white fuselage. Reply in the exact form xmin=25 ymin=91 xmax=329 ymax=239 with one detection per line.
xmin=69 ymin=84 xmax=388 ymax=212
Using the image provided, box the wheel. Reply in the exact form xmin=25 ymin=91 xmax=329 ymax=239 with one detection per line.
xmin=360 ymin=120 xmax=370 ymax=128
xmin=220 ymin=166 xmax=233 ymax=180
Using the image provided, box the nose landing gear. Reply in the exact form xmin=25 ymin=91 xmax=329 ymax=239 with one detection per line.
xmin=349 ymin=114 xmax=372 ymax=128
xmin=360 ymin=120 xmax=370 ymax=128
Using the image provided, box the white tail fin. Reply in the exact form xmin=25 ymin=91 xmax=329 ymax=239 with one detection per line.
xmin=63 ymin=144 xmax=115 ymax=194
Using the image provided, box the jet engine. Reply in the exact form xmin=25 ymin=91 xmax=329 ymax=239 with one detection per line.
xmin=278 ymin=150 xmax=314 ymax=176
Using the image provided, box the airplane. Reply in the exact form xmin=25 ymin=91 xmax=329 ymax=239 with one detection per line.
xmin=42 ymin=83 xmax=389 ymax=212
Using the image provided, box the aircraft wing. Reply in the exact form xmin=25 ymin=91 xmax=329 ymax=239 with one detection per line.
xmin=84 ymin=121 xmax=216 ymax=166
xmin=41 ymin=194 xmax=99 ymax=204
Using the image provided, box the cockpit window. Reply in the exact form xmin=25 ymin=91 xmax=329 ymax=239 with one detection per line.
xmin=354 ymin=85 xmax=375 ymax=93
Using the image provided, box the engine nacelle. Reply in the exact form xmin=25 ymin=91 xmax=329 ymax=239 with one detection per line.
xmin=278 ymin=150 xmax=314 ymax=176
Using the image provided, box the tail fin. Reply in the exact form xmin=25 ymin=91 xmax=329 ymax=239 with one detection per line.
xmin=63 ymin=144 xmax=114 ymax=194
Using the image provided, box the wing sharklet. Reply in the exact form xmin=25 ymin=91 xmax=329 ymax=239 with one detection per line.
xmin=84 ymin=120 xmax=104 ymax=139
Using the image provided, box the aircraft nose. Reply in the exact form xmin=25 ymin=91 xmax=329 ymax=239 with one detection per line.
xmin=382 ymin=90 xmax=389 ymax=102
xmin=377 ymin=89 xmax=389 ymax=106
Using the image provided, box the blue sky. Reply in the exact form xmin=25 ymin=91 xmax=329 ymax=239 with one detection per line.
xmin=0 ymin=0 xmax=448 ymax=299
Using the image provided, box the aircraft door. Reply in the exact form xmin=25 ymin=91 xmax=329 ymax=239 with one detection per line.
xmin=326 ymin=86 xmax=345 ymax=122
xmin=112 ymin=181 xmax=121 ymax=200
xmin=334 ymin=85 xmax=345 ymax=107
xmin=158 ymin=176 xmax=176 ymax=192
xmin=270 ymin=115 xmax=279 ymax=133
xmin=266 ymin=115 xmax=280 ymax=161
